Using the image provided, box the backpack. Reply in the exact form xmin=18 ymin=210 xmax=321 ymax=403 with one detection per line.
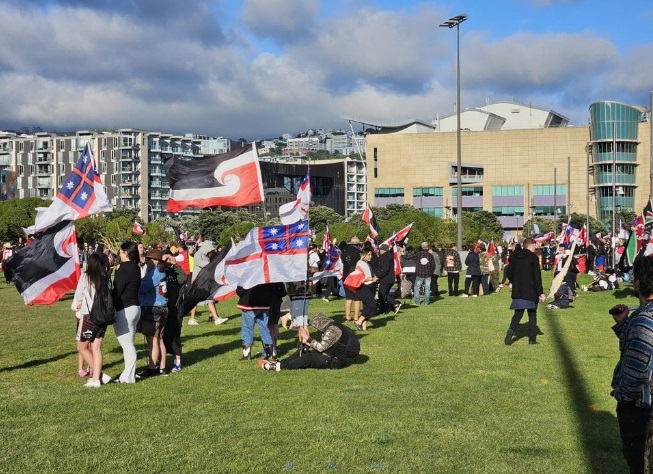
xmin=400 ymin=275 xmax=413 ymax=298
xmin=330 ymin=322 xmax=360 ymax=358
xmin=88 ymin=283 xmax=116 ymax=326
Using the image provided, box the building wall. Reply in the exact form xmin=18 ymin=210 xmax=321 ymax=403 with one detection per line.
xmin=366 ymin=122 xmax=651 ymax=228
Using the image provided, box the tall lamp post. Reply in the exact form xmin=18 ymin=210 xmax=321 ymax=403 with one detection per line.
xmin=440 ymin=13 xmax=468 ymax=250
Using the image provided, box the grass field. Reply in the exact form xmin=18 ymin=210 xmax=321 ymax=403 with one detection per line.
xmin=0 ymin=272 xmax=634 ymax=473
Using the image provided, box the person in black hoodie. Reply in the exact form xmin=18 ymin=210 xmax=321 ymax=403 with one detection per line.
xmin=504 ymin=238 xmax=546 ymax=345
xmin=377 ymin=243 xmax=400 ymax=314
xmin=236 ymin=283 xmax=275 ymax=361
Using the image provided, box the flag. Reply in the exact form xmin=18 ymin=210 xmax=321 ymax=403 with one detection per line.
xmin=25 ymin=144 xmax=112 ymax=234
xmin=532 ymin=223 xmax=541 ymax=235
xmin=177 ymin=240 xmax=236 ymax=316
xmin=474 ymin=240 xmax=486 ymax=252
xmin=392 ymin=242 xmax=402 ymax=276
xmin=534 ymin=232 xmax=554 ymax=244
xmin=365 ymin=235 xmax=376 ymax=247
xmin=197 ymin=234 xmax=204 ymax=246
xmin=343 ymin=267 xmax=366 ymax=291
xmin=645 ymin=199 xmax=653 ymax=230
xmin=165 ymin=144 xmax=264 ymax=212
xmin=624 ymin=215 xmax=644 ymax=267
xmin=362 ymin=204 xmax=379 ymax=239
xmin=279 ymin=170 xmax=311 ymax=225
xmin=224 ymin=220 xmax=309 ymax=290
xmin=577 ymin=224 xmax=587 ymax=246
xmin=132 ymin=221 xmax=145 ymax=235
xmin=311 ymin=225 xmax=343 ymax=281
xmin=5 ymin=220 xmax=80 ymax=305
xmin=487 ymin=240 xmax=496 ymax=255
xmin=619 ymin=219 xmax=630 ymax=240
xmin=382 ymin=223 xmax=413 ymax=246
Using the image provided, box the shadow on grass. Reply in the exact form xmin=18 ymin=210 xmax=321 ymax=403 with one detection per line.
xmin=0 ymin=350 xmax=77 ymax=373
xmin=613 ymin=286 xmax=636 ymax=301
xmin=544 ymin=307 xmax=626 ymax=473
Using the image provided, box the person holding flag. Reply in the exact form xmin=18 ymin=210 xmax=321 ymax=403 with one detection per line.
xmin=377 ymin=243 xmax=401 ymax=314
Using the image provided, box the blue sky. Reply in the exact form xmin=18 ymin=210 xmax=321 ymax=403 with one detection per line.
xmin=0 ymin=0 xmax=651 ymax=139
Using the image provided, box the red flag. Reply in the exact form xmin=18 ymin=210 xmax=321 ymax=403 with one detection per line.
xmin=132 ymin=221 xmax=145 ymax=235
xmin=166 ymin=145 xmax=264 ymax=212
xmin=487 ymin=240 xmax=495 ymax=255
xmin=392 ymin=243 xmax=402 ymax=276
xmin=362 ymin=204 xmax=379 ymax=239
xmin=577 ymin=224 xmax=587 ymax=245
xmin=343 ymin=268 xmax=366 ymax=291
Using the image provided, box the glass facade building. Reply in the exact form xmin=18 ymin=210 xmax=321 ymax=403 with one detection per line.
xmin=589 ymin=101 xmax=642 ymax=223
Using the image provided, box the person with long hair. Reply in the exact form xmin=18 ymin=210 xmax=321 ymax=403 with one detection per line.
xmin=72 ymin=253 xmax=113 ymax=387
xmin=353 ymin=246 xmax=378 ymax=331
xmin=112 ymin=241 xmax=142 ymax=383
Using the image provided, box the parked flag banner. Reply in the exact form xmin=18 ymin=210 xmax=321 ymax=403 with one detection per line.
xmin=279 ymin=169 xmax=311 ymax=225
xmin=224 ymin=220 xmax=309 ymax=289
xmin=26 ymin=144 xmax=112 ymax=235
xmin=132 ymin=221 xmax=145 ymax=235
xmin=362 ymin=204 xmax=379 ymax=239
xmin=177 ymin=241 xmax=236 ymax=316
xmin=165 ymin=144 xmax=264 ymax=212
xmin=5 ymin=220 xmax=80 ymax=305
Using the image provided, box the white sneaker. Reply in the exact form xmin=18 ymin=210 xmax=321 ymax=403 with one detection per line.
xmin=101 ymin=372 xmax=112 ymax=384
xmin=214 ymin=317 xmax=228 ymax=325
xmin=84 ymin=379 xmax=101 ymax=388
xmin=472 ymin=295 xmax=478 ymax=297
xmin=394 ymin=303 xmax=402 ymax=315
xmin=188 ymin=319 xmax=199 ymax=326
xmin=322 ymin=297 xmax=329 ymax=303
xmin=460 ymin=294 xmax=469 ymax=298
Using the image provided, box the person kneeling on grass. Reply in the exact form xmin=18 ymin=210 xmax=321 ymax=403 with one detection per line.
xmin=259 ymin=313 xmax=359 ymax=371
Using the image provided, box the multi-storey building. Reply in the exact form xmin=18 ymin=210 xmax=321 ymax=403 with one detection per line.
xmin=364 ymin=100 xmax=651 ymax=231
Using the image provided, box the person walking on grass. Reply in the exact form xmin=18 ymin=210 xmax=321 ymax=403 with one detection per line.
xmin=504 ymin=238 xmax=545 ymax=346
xmin=72 ymin=253 xmax=113 ymax=387
xmin=610 ymin=255 xmax=653 ymax=474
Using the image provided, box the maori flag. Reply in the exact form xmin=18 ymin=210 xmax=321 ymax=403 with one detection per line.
xmin=362 ymin=204 xmax=379 ymax=239
xmin=279 ymin=169 xmax=311 ymax=225
xmin=165 ymin=144 xmax=264 ymax=212
xmin=5 ymin=220 xmax=81 ymax=305
xmin=177 ymin=241 xmax=236 ymax=316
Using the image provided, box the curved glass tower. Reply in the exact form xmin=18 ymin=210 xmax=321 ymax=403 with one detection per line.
xmin=589 ymin=101 xmax=641 ymax=224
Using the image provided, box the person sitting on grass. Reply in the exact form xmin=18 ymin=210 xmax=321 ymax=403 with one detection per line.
xmin=259 ymin=312 xmax=358 ymax=371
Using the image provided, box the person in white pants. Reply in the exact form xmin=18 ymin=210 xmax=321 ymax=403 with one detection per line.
xmin=112 ymin=241 xmax=142 ymax=383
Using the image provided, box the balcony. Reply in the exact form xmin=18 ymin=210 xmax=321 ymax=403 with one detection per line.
xmin=36 ymin=152 xmax=51 ymax=163
xmin=37 ymin=178 xmax=52 ymax=187
xmin=149 ymin=143 xmax=161 ymax=152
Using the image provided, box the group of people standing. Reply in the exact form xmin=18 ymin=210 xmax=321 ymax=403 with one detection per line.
xmin=73 ymin=240 xmax=195 ymax=387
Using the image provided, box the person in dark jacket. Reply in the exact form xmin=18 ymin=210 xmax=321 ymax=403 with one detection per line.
xmin=413 ymin=242 xmax=436 ymax=305
xmin=377 ymin=243 xmax=400 ymax=314
xmin=443 ymin=243 xmax=462 ymax=296
xmin=237 ymin=283 xmax=275 ymax=361
xmin=464 ymin=246 xmax=482 ymax=297
xmin=341 ymin=237 xmax=362 ymax=321
xmin=259 ymin=313 xmax=351 ymax=371
xmin=161 ymin=251 xmax=188 ymax=373
xmin=504 ymin=238 xmax=545 ymax=345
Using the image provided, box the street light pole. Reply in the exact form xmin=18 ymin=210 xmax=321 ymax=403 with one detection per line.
xmin=440 ymin=13 xmax=468 ymax=250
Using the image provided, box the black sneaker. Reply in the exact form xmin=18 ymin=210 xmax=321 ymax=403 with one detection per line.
xmin=135 ymin=367 xmax=160 ymax=379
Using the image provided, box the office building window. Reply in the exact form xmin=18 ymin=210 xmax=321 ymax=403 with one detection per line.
xmin=452 ymin=186 xmax=483 ymax=197
xmin=492 ymin=206 xmax=524 ymax=216
xmin=492 ymin=185 xmax=524 ymax=196
xmin=413 ymin=187 xmax=443 ymax=197
xmin=533 ymin=184 xmax=566 ymax=195
xmin=422 ymin=207 xmax=444 ymax=217
xmin=375 ymin=188 xmax=404 ymax=198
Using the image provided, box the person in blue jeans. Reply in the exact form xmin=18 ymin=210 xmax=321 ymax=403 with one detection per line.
xmin=236 ymin=283 xmax=276 ymax=361
xmin=413 ymin=242 xmax=435 ymax=306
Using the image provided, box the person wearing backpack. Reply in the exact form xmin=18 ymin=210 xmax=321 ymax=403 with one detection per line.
xmin=72 ymin=253 xmax=113 ymax=387
xmin=259 ymin=312 xmax=358 ymax=371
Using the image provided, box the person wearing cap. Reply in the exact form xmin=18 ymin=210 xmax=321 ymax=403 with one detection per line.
xmin=413 ymin=242 xmax=436 ymax=305
xmin=259 ymin=313 xmax=353 ymax=371
xmin=377 ymin=243 xmax=401 ymax=314
xmin=187 ymin=241 xmax=227 ymax=326
xmin=137 ymin=249 xmax=170 ymax=378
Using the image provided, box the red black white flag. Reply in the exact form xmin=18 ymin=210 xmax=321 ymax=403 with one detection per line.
xmin=132 ymin=221 xmax=145 ymax=235
xmin=382 ymin=223 xmax=413 ymax=246
xmin=165 ymin=144 xmax=264 ymax=212
xmin=5 ymin=220 xmax=81 ymax=305
xmin=362 ymin=204 xmax=379 ymax=239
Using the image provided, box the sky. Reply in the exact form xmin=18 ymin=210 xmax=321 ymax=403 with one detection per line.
xmin=0 ymin=0 xmax=651 ymax=140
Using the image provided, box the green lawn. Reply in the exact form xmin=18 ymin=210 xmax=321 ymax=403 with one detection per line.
xmin=0 ymin=272 xmax=632 ymax=473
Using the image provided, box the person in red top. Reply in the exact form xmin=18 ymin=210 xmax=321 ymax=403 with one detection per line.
xmin=171 ymin=244 xmax=191 ymax=278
